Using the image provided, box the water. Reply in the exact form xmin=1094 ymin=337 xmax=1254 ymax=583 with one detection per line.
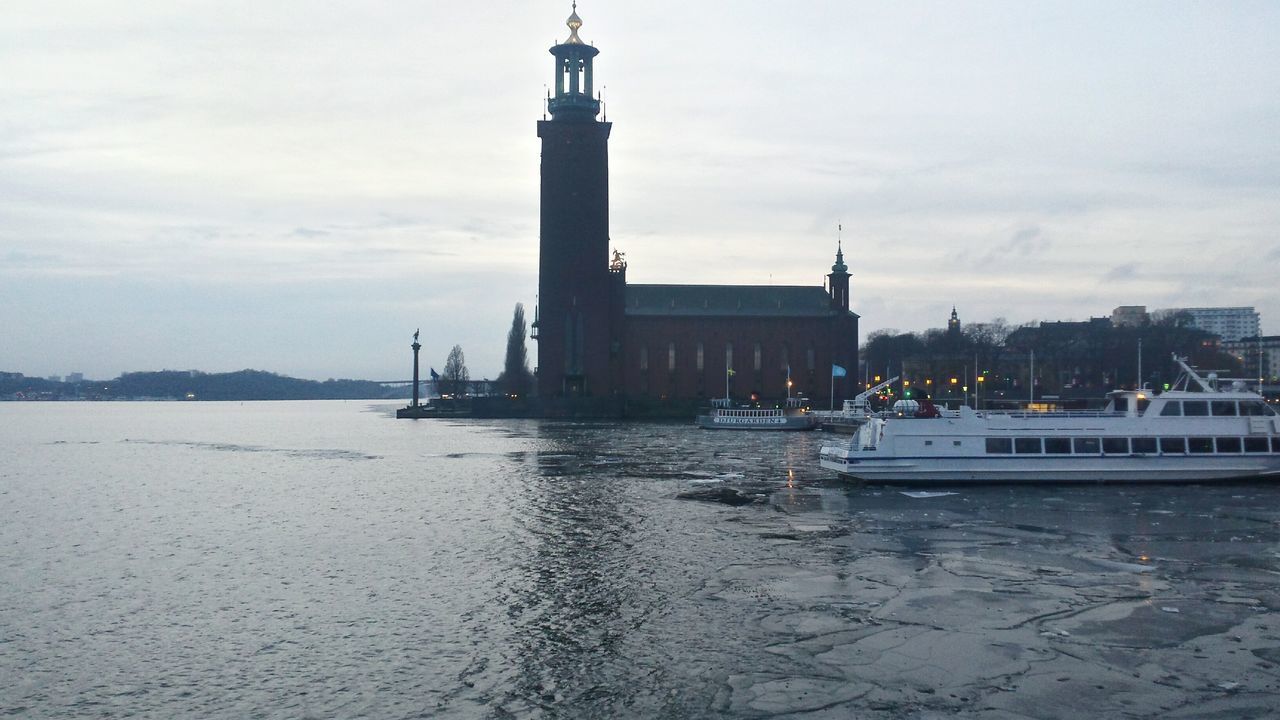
xmin=3 ymin=401 xmax=1280 ymax=718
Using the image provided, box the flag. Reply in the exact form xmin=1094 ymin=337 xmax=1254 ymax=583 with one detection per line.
xmin=430 ymin=367 xmax=440 ymax=381
xmin=832 ymin=364 xmax=847 ymax=378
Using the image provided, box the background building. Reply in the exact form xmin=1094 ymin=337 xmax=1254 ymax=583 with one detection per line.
xmin=1110 ymin=305 xmax=1149 ymax=327
xmin=1175 ymin=306 xmax=1260 ymax=342
xmin=1221 ymin=336 xmax=1280 ymax=382
xmin=531 ymin=9 xmax=858 ymax=404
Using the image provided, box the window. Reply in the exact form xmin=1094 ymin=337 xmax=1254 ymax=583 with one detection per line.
xmin=696 ymin=342 xmax=704 ymax=372
xmin=1211 ymin=401 xmax=1237 ymax=417
xmin=1273 ymin=437 xmax=1280 ymax=453
xmin=1131 ymin=437 xmax=1157 ymax=454
xmin=1183 ymin=401 xmax=1209 ymax=417
xmin=1102 ymin=437 xmax=1129 ymax=455
xmin=1160 ymin=437 xmax=1186 ymax=454
xmin=1159 ymin=402 xmax=1182 ymax=417
xmin=753 ymin=343 xmax=762 ymax=372
xmin=1073 ymin=437 xmax=1101 ymax=454
xmin=1113 ymin=398 xmax=1129 ymax=412
xmin=725 ymin=343 xmax=733 ymax=373
xmin=780 ymin=344 xmax=790 ymax=372
xmin=1216 ymin=437 xmax=1242 ymax=453
xmin=639 ymin=346 xmax=648 ymax=371
xmin=1188 ymin=437 xmax=1213 ymax=454
xmin=1044 ymin=437 xmax=1072 ymax=454
xmin=668 ymin=342 xmax=676 ymax=372
xmin=986 ymin=438 xmax=1013 ymax=454
xmin=1241 ymin=402 xmax=1266 ymax=416
xmin=1015 ymin=438 xmax=1041 ymax=454
xmin=1244 ymin=437 xmax=1269 ymax=453
xmin=806 ymin=343 xmax=815 ymax=371
xmin=1137 ymin=399 xmax=1151 ymax=415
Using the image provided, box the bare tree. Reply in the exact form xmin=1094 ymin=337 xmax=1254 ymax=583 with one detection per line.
xmin=442 ymin=345 xmax=469 ymax=397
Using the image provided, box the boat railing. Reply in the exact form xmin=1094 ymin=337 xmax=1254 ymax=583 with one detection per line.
xmin=715 ymin=408 xmax=784 ymax=418
xmin=979 ymin=410 xmax=1127 ymax=419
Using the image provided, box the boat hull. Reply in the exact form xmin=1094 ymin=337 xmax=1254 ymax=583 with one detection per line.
xmin=696 ymin=414 xmax=817 ymax=430
xmin=820 ymin=452 xmax=1280 ymax=484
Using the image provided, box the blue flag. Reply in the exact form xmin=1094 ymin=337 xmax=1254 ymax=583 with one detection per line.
xmin=430 ymin=367 xmax=440 ymax=381
xmin=832 ymin=364 xmax=847 ymax=378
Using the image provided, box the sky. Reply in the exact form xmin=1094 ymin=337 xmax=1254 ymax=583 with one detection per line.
xmin=3 ymin=1 xmax=1278 ymax=381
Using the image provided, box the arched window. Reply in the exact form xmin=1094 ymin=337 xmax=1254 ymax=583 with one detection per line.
xmin=753 ymin=343 xmax=762 ymax=371
xmin=668 ymin=342 xmax=676 ymax=371
xmin=696 ymin=342 xmax=705 ymax=371
xmin=725 ymin=343 xmax=734 ymax=372
xmin=639 ymin=345 xmax=648 ymax=371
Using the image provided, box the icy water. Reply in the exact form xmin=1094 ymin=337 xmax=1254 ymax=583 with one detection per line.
xmin=3 ymin=401 xmax=1280 ymax=719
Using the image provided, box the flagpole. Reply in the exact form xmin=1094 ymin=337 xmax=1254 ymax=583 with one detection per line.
xmin=830 ymin=369 xmax=835 ymax=410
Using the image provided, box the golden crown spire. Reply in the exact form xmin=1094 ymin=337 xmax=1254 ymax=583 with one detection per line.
xmin=565 ymin=2 xmax=584 ymax=44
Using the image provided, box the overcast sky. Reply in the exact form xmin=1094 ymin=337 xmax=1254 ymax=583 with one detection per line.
xmin=3 ymin=1 xmax=1277 ymax=380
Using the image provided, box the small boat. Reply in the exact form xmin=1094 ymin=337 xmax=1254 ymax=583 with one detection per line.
xmin=696 ymin=397 xmax=819 ymax=431
xmin=820 ymin=356 xmax=1280 ymax=484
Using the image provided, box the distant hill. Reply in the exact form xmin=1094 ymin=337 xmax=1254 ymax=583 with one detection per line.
xmin=2 ymin=369 xmax=405 ymax=401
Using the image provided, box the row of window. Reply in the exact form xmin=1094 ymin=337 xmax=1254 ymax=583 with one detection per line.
xmin=639 ymin=342 xmax=818 ymax=373
xmin=1157 ymin=400 xmax=1276 ymax=417
xmin=985 ymin=436 xmax=1280 ymax=455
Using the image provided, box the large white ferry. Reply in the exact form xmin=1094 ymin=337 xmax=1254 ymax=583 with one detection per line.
xmin=820 ymin=358 xmax=1280 ymax=484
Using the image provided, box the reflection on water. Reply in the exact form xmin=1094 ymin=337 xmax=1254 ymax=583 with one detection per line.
xmin=3 ymin=403 xmax=1280 ymax=719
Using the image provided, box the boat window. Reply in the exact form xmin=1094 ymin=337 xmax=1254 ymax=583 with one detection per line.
xmin=1113 ymin=397 xmax=1129 ymax=412
xmin=1183 ymin=401 xmax=1209 ymax=417
xmin=985 ymin=438 xmax=1013 ymax=454
xmin=1160 ymin=437 xmax=1186 ymax=454
xmin=1211 ymin=401 xmax=1237 ymax=417
xmin=1267 ymin=404 xmax=1278 ymax=417
xmin=1159 ymin=402 xmax=1182 ymax=417
xmin=1216 ymin=437 xmax=1242 ymax=453
xmin=1102 ymin=437 xmax=1129 ymax=455
xmin=1241 ymin=402 xmax=1269 ymax=417
xmin=1044 ymin=437 xmax=1072 ymax=454
xmin=1244 ymin=437 xmax=1269 ymax=453
xmin=1137 ymin=398 xmax=1151 ymax=415
xmin=924 ymin=440 xmax=933 ymax=446
xmin=1014 ymin=438 xmax=1041 ymax=454
xmin=1131 ymin=437 xmax=1157 ymax=454
xmin=1073 ymin=437 xmax=1101 ymax=454
xmin=1273 ymin=437 xmax=1280 ymax=453
xmin=1188 ymin=437 xmax=1214 ymax=454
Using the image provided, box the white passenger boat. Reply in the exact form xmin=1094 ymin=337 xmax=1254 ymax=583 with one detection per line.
xmin=820 ymin=358 xmax=1280 ymax=484
xmin=696 ymin=397 xmax=818 ymax=431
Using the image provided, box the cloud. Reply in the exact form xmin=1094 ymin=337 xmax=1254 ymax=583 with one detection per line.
xmin=1101 ymin=263 xmax=1139 ymax=282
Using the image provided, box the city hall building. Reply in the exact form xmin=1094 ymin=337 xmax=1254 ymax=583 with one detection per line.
xmin=531 ymin=8 xmax=858 ymax=404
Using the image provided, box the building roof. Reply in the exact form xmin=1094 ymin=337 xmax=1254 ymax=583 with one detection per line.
xmin=625 ymin=284 xmax=855 ymax=318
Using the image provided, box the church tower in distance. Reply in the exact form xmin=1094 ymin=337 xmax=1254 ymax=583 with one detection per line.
xmin=534 ymin=4 xmax=614 ymax=398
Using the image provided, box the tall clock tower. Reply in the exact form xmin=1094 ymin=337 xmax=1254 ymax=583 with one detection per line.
xmin=533 ymin=5 xmax=615 ymax=398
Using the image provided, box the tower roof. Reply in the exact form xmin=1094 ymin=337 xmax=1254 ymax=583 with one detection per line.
xmin=830 ymin=240 xmax=848 ymax=274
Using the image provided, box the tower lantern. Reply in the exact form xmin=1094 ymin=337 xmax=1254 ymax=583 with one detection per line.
xmin=547 ymin=3 xmax=601 ymax=122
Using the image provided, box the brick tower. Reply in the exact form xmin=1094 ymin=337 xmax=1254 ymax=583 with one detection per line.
xmin=532 ymin=5 xmax=615 ymax=398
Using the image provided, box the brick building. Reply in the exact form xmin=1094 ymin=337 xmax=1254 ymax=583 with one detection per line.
xmin=531 ymin=8 xmax=858 ymax=405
